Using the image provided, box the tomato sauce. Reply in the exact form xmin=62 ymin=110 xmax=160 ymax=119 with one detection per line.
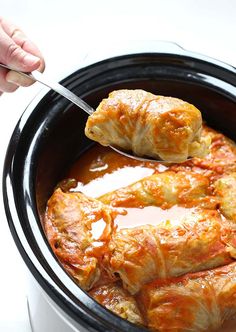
xmin=64 ymin=142 xmax=236 ymax=332
xmin=67 ymin=145 xmax=196 ymax=230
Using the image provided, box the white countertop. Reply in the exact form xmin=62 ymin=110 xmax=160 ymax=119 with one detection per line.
xmin=0 ymin=0 xmax=235 ymax=331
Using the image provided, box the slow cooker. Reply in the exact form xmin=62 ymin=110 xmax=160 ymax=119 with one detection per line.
xmin=3 ymin=42 xmax=236 ymax=331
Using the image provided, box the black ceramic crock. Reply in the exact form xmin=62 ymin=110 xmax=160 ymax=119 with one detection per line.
xmin=2 ymin=42 xmax=236 ymax=332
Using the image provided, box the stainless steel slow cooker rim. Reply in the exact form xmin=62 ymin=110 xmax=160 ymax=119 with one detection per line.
xmin=3 ymin=45 xmax=236 ymax=331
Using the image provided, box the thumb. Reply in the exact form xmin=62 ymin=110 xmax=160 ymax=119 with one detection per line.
xmin=12 ymin=47 xmax=41 ymax=71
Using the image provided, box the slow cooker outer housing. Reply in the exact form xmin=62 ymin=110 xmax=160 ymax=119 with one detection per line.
xmin=3 ymin=43 xmax=236 ymax=331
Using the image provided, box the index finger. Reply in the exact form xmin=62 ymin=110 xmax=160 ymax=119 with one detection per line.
xmin=0 ymin=17 xmax=44 ymax=72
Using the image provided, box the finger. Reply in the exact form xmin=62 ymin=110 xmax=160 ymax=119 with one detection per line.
xmin=0 ymin=67 xmax=18 ymax=92
xmin=5 ymin=31 xmax=45 ymax=86
xmin=0 ymin=19 xmax=41 ymax=72
xmin=5 ymin=29 xmax=45 ymax=86
xmin=12 ymin=30 xmax=45 ymax=72
xmin=0 ymin=17 xmax=45 ymax=72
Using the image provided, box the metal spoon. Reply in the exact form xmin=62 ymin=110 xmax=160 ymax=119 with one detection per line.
xmin=0 ymin=63 xmax=185 ymax=164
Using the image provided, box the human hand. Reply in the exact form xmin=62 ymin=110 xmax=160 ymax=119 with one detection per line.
xmin=0 ymin=17 xmax=45 ymax=94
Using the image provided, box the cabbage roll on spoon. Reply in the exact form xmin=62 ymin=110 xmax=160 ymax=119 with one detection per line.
xmin=0 ymin=66 xmax=209 ymax=163
xmin=85 ymin=89 xmax=210 ymax=163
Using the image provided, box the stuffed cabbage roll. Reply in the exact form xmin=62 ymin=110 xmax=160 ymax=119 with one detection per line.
xmin=109 ymin=210 xmax=236 ymax=294
xmin=139 ymin=262 xmax=236 ymax=332
xmin=44 ymin=188 xmax=119 ymax=290
xmin=99 ymin=170 xmax=218 ymax=209
xmin=85 ymin=89 xmax=210 ymax=162
xmin=171 ymin=126 xmax=236 ymax=179
xmin=89 ymin=283 xmax=144 ymax=325
xmin=214 ymin=172 xmax=236 ymax=221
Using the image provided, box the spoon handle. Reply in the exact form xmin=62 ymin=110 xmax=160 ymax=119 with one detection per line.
xmin=0 ymin=63 xmax=94 ymax=115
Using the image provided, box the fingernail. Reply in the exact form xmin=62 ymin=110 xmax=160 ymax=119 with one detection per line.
xmin=23 ymin=53 xmax=40 ymax=67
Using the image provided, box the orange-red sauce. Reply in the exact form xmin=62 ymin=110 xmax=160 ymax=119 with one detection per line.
xmin=67 ymin=145 xmax=185 ymax=230
xmin=67 ymin=145 xmax=168 ymax=185
xmin=65 ymin=144 xmax=235 ymax=332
